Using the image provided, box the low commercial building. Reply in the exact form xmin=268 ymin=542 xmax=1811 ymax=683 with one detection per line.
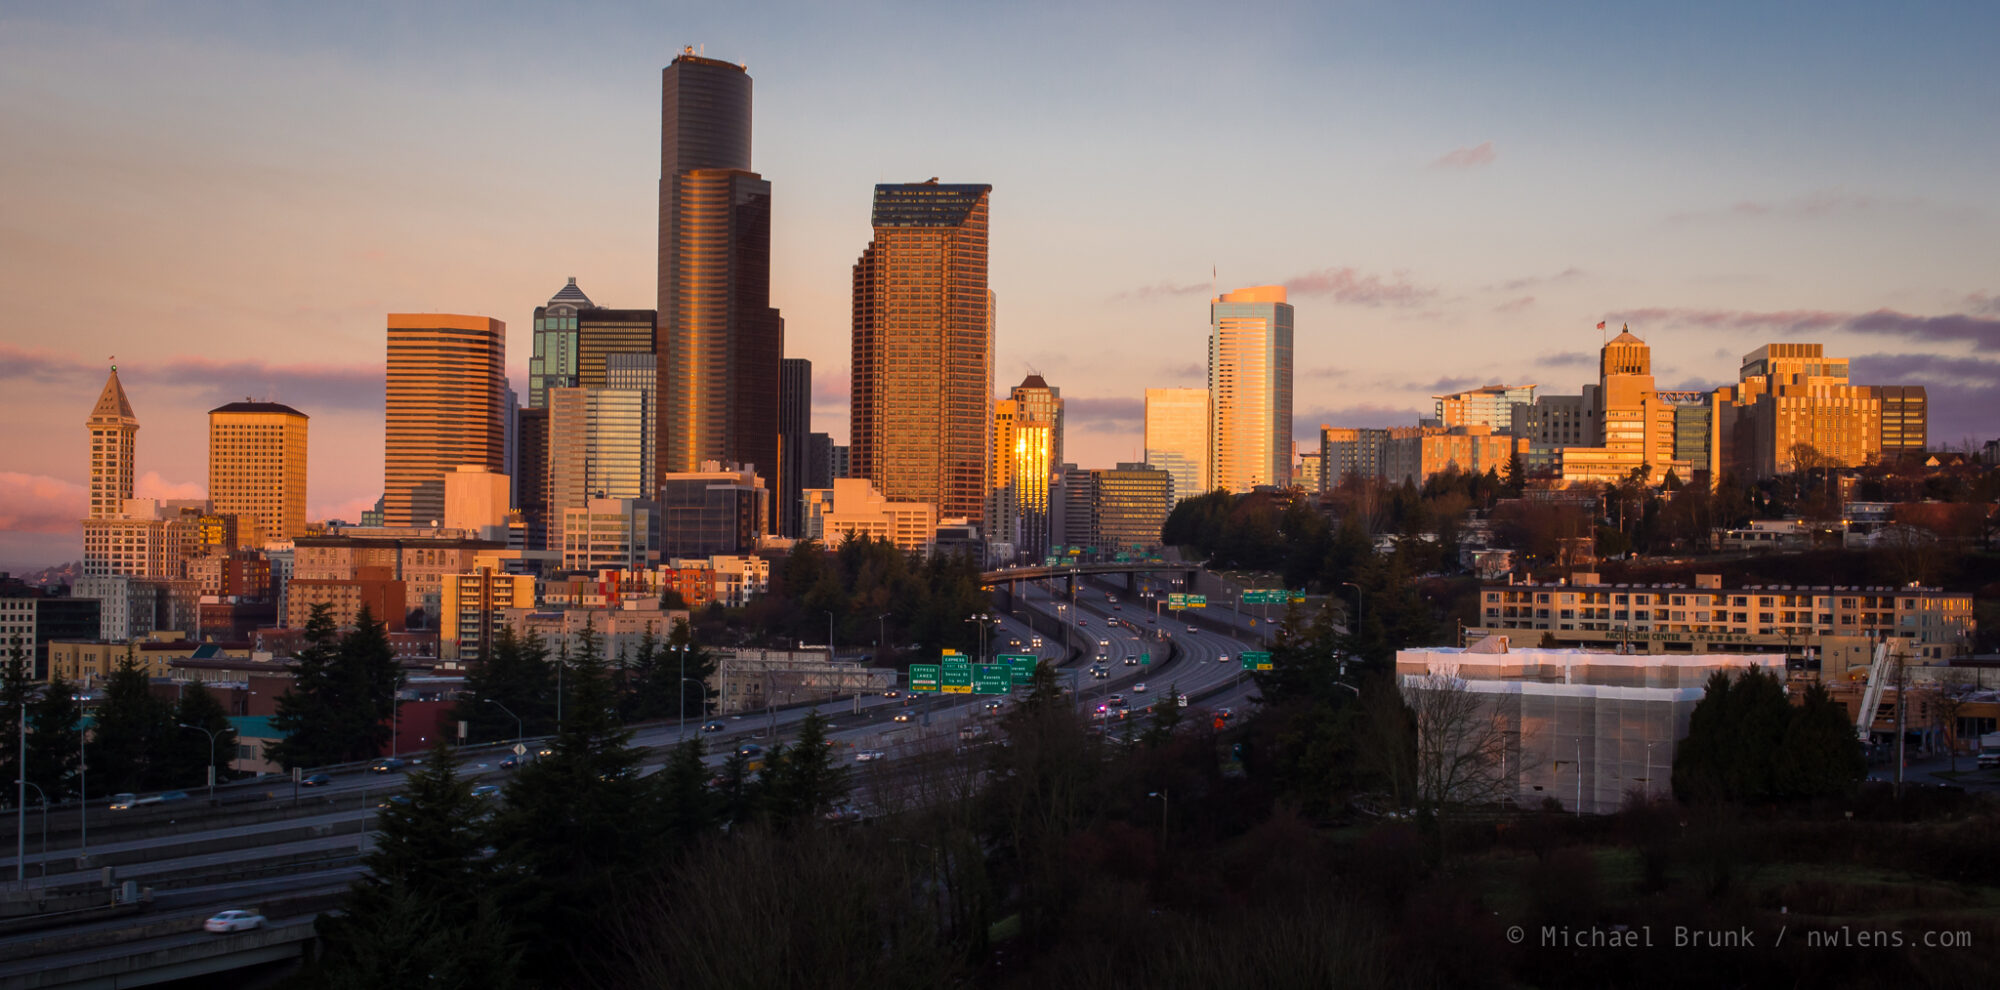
xmin=1397 ymin=642 xmax=1784 ymax=814
xmin=1471 ymin=572 xmax=1976 ymax=666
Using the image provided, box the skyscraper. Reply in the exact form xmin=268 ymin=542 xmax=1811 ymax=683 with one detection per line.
xmin=656 ymin=49 xmax=783 ymax=491
xmin=1144 ymin=387 xmax=1208 ymax=502
xmin=86 ymin=367 xmax=139 ymax=519
xmin=989 ymin=374 xmax=1061 ymax=561
xmin=529 ymin=278 xmax=658 ymax=410
xmin=208 ymin=401 xmax=309 ymax=544
xmin=851 ymin=180 xmax=994 ymax=523
xmin=1208 ymin=286 xmax=1294 ymax=493
xmin=384 ymin=315 xmax=506 ymax=529
xmin=778 ymin=358 xmax=812 ymax=537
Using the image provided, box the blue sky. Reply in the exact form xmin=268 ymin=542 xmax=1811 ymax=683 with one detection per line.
xmin=1 ymin=1 xmax=1996 ymax=568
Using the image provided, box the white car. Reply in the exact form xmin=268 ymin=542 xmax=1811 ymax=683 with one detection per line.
xmin=1133 ymin=682 xmax=1148 ymax=693
xmin=205 ymin=909 xmax=265 ymax=933
xmin=854 ymin=749 xmax=886 ymax=763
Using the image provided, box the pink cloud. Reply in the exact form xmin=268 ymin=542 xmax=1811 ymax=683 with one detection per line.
xmin=1432 ymin=141 xmax=1497 ymax=169
xmin=1115 ymin=280 xmax=1209 ymax=301
xmin=1284 ymin=267 xmax=1437 ymax=307
xmin=0 ymin=473 xmax=86 ymax=534
xmin=1494 ymin=296 xmax=1536 ymax=313
xmin=134 ymin=471 xmax=205 ymax=501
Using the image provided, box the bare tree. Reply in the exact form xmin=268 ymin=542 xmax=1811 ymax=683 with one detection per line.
xmin=1928 ymin=669 xmax=1976 ymax=772
xmin=1402 ymin=670 xmax=1516 ymax=818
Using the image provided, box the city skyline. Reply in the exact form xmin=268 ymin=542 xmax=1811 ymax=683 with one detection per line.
xmin=3 ymin=3 xmax=1997 ymax=569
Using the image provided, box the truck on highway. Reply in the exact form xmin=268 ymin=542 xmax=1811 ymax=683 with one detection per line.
xmin=1978 ymin=733 xmax=2000 ymax=770
xmin=958 ymin=724 xmax=989 ymax=743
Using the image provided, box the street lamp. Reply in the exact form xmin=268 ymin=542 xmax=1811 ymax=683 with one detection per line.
xmin=484 ymin=698 xmax=523 ymax=754
xmin=13 ymin=781 xmax=46 ymax=881
xmin=1148 ymin=789 xmax=1169 ymax=849
xmin=877 ymin=613 xmax=892 ymax=652
xmin=1341 ymin=581 xmax=1364 ymax=636
xmin=176 ymin=723 xmax=220 ymax=805
xmin=667 ymin=644 xmax=692 ymax=740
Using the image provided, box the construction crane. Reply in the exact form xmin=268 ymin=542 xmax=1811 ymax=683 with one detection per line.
xmin=1854 ymin=639 xmax=1895 ymax=742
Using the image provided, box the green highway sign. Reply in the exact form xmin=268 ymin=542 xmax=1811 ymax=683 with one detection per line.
xmin=942 ymin=665 xmax=973 ymax=694
xmin=973 ymin=664 xmax=1012 ymax=695
xmin=1242 ymin=589 xmax=1287 ymax=605
xmin=1167 ymin=593 xmax=1186 ymax=608
xmin=909 ymin=664 xmax=941 ymax=692
xmin=1000 ymin=654 xmax=1038 ymax=684
xmin=1240 ymin=651 xmax=1273 ymax=671
xmin=1185 ymin=594 xmax=1206 ymax=608
xmin=1140 ymin=652 xmax=1151 ymax=666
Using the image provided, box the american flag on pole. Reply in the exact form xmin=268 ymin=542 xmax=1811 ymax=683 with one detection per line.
xmin=1596 ymin=321 xmax=1607 ymax=330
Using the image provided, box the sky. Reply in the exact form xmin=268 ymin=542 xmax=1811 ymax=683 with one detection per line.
xmin=2 ymin=1 xmax=1997 ymax=570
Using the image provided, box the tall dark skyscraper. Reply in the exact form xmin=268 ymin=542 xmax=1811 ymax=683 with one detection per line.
xmin=851 ymin=181 xmax=993 ymax=525
xmin=778 ymin=357 xmax=811 ymax=537
xmin=657 ymin=49 xmax=783 ymax=497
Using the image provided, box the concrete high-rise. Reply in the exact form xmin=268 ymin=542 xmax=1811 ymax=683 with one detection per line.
xmin=778 ymin=358 xmax=812 ymax=537
xmin=1144 ymin=387 xmax=1208 ymax=502
xmin=989 ymin=374 xmax=1061 ymax=561
xmin=384 ymin=315 xmax=507 ymax=529
xmin=656 ymin=49 xmax=783 ymax=491
xmin=1208 ymin=286 xmax=1294 ymax=493
xmin=851 ymin=181 xmax=994 ymax=524
xmin=208 ymin=401 xmax=309 ymax=544
xmin=86 ymin=367 xmax=139 ymax=520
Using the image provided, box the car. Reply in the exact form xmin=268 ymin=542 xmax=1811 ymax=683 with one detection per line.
xmin=1099 ymin=638 xmax=1110 ymax=647
xmin=471 ymin=784 xmax=502 ymax=799
xmin=1111 ymin=603 xmax=1121 ymax=610
xmin=499 ymin=756 xmax=521 ymax=770
xmin=1216 ymin=707 xmax=1236 ymax=720
xmin=537 ymin=747 xmax=554 ymax=758
xmin=1188 ymin=625 xmax=1198 ymax=633
xmin=109 ymin=792 xmax=140 ymax=810
xmin=1031 ymin=637 xmax=1043 ymax=647
xmin=157 ymin=790 xmax=190 ymax=803
xmin=1147 ymin=614 xmax=1156 ymax=622
xmin=302 ymin=773 xmax=332 ymax=787
xmin=376 ymin=794 xmax=413 ymax=809
xmin=204 ymin=909 xmax=265 ymax=933
xmin=1220 ymin=654 xmax=1233 ymax=663
xmin=854 ymin=749 xmax=886 ymax=763
xmin=1133 ymin=683 xmax=1148 ymax=693
xmin=1123 ymin=657 xmax=1138 ymax=666
xmin=1077 ymin=618 xmax=1088 ymax=627
xmin=892 ymin=712 xmax=914 ymax=723
xmin=736 ymin=743 xmax=764 ymax=759
xmin=371 ymin=757 xmax=408 ymax=774
xmin=882 ymin=689 xmax=901 ymax=699
xmin=701 ymin=721 xmax=725 ymax=733
xmin=1106 ymin=694 xmax=1126 ymax=708
xmin=983 ymin=700 xmax=1002 ymax=712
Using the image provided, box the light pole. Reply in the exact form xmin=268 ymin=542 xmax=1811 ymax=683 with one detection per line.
xmin=877 ymin=613 xmax=892 ymax=654
xmin=680 ymin=678 xmax=707 ymax=739
xmin=14 ymin=781 xmax=46 ymax=881
xmin=668 ymin=644 xmax=690 ymax=741
xmin=77 ymin=726 xmax=86 ymax=859
xmin=176 ymin=723 xmax=220 ymax=805
xmin=1341 ymin=581 xmax=1364 ymax=637
xmin=825 ymin=611 xmax=837 ymax=663
xmin=1148 ymin=789 xmax=1169 ymax=850
xmin=484 ymin=699 xmax=523 ymax=755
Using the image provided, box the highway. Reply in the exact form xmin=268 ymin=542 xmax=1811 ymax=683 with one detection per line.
xmin=0 ymin=576 xmax=1269 ymax=986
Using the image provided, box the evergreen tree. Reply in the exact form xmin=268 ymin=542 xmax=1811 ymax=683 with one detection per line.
xmin=26 ymin=674 xmax=82 ymax=801
xmin=164 ymin=683 xmax=237 ymax=793
xmin=0 ymin=636 xmax=33 ymax=791
xmin=1141 ymin=682 xmax=1184 ymax=748
xmin=91 ymin=653 xmax=174 ymax=791
xmin=1775 ymin=682 xmax=1867 ymax=800
xmin=451 ymin=625 xmax=557 ymax=743
xmin=1673 ymin=667 xmax=1792 ymax=803
xmin=271 ymin=605 xmax=403 ymax=768
xmin=267 ymin=603 xmax=343 ymax=769
xmin=772 ymin=711 xmax=848 ymax=825
xmin=487 ymin=623 xmax=653 ymax=983
xmin=655 ymin=737 xmax=716 ymax=847
xmin=714 ymin=747 xmax=756 ymax=828
xmin=306 ymin=740 xmax=517 ymax=990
